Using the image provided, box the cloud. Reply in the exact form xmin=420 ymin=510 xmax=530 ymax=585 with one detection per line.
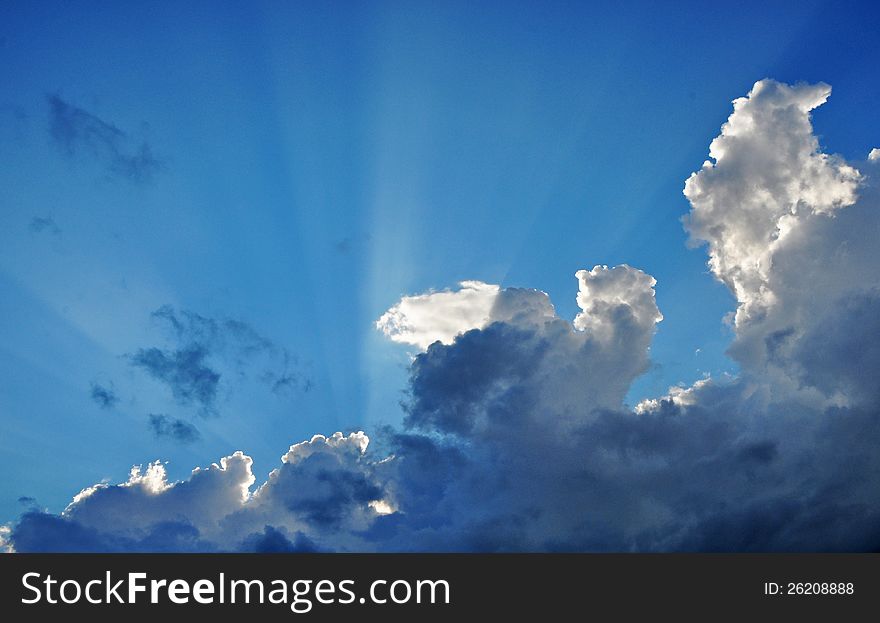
xmin=47 ymin=94 xmax=161 ymax=183
xmin=682 ymin=80 xmax=860 ymax=328
xmin=7 ymin=435 xmax=380 ymax=552
xmin=129 ymin=306 xmax=308 ymax=412
xmin=335 ymin=238 xmax=354 ymax=254
xmin=89 ymin=382 xmax=119 ymax=409
xmin=334 ymin=233 xmax=372 ymax=255
xmin=239 ymin=526 xmax=322 ymax=552
xmin=681 ymin=79 xmax=880 ymax=409
xmin=148 ymin=414 xmax=201 ymax=444
xmin=132 ymin=346 xmax=220 ymax=409
xmin=0 ymin=526 xmax=12 ymax=553
xmin=28 ymin=216 xmax=61 ymax=236
xmin=8 ymin=79 xmax=880 ymax=552
xmin=404 ymin=266 xmax=660 ymax=437
xmin=376 ymin=281 xmax=503 ymax=350
xmin=7 ymin=267 xmax=664 ymax=552
xmin=869 ymin=148 xmax=880 ymax=161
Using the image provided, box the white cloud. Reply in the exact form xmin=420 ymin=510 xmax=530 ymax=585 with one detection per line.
xmin=683 ymin=79 xmax=880 ymax=409
xmin=376 ymin=281 xmax=501 ymax=350
xmin=6 ymin=432 xmax=382 ymax=552
xmin=376 ymin=280 xmax=561 ymax=351
xmin=869 ymin=148 xmax=880 ymax=161
xmin=634 ymin=377 xmax=711 ymax=414
xmin=574 ymin=264 xmax=663 ymax=339
xmin=683 ymin=79 xmax=861 ymax=327
xmin=62 ymin=452 xmax=256 ymax=545
xmin=0 ymin=525 xmax=13 ymax=553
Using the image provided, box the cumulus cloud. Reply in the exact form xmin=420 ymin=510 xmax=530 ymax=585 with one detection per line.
xmin=376 ymin=281 xmax=503 ymax=350
xmin=573 ymin=265 xmax=662 ymax=339
xmin=683 ymin=79 xmax=880 ymax=408
xmin=48 ymin=94 xmax=162 ymax=183
xmin=375 ymin=276 xmax=601 ymax=352
xmin=683 ymin=80 xmax=860 ymax=327
xmin=0 ymin=526 xmax=12 ymax=553
xmin=7 ymin=79 xmax=880 ymax=553
xmin=404 ymin=265 xmax=661 ymax=436
xmin=8 ymin=434 xmax=381 ymax=552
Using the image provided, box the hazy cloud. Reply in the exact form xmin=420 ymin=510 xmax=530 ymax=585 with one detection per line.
xmin=28 ymin=216 xmax=60 ymax=236
xmin=132 ymin=346 xmax=220 ymax=409
xmin=148 ymin=414 xmax=201 ymax=444
xmin=89 ymin=382 xmax=119 ymax=409
xmin=129 ymin=306 xmax=309 ymax=412
xmin=47 ymin=94 xmax=161 ymax=183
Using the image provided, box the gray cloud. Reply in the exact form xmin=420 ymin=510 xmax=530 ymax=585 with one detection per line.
xmin=47 ymin=94 xmax=161 ymax=183
xmin=239 ymin=526 xmax=322 ymax=552
xmin=148 ymin=414 xmax=201 ymax=444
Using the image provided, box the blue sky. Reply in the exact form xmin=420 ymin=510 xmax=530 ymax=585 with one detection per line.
xmin=1 ymin=0 xmax=880 ymax=530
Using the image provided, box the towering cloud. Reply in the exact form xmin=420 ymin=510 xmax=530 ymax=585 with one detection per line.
xmin=683 ymin=80 xmax=861 ymax=327
xmin=7 ymin=80 xmax=880 ymax=552
xmin=683 ymin=80 xmax=880 ymax=407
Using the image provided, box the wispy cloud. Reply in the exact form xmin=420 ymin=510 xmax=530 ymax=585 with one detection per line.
xmin=132 ymin=346 xmax=220 ymax=409
xmin=28 ymin=216 xmax=61 ymax=236
xmin=89 ymin=382 xmax=119 ymax=409
xmin=148 ymin=414 xmax=200 ymax=444
xmin=129 ymin=306 xmax=309 ymax=413
xmin=333 ymin=233 xmax=371 ymax=255
xmin=47 ymin=94 xmax=162 ymax=183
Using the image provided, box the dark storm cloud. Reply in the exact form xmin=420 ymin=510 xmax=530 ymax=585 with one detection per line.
xmin=793 ymin=289 xmax=880 ymax=406
xmin=294 ymin=470 xmax=383 ymax=529
xmin=404 ymin=323 xmax=547 ymax=436
xmin=89 ymin=382 xmax=119 ymax=409
xmin=47 ymin=94 xmax=161 ymax=183
xmin=10 ymin=512 xmax=212 ymax=553
xmin=239 ymin=526 xmax=322 ymax=553
xmin=148 ymin=414 xmax=201 ymax=444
